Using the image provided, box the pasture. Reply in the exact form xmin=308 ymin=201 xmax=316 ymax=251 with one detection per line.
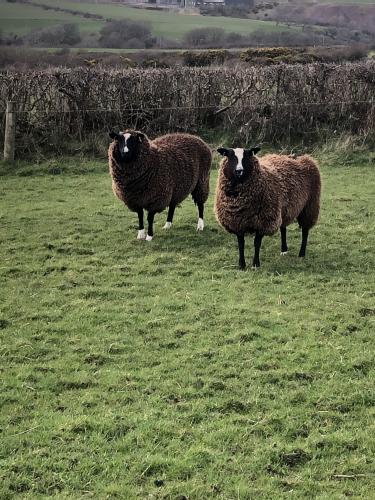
xmin=0 ymin=0 xmax=299 ymax=40
xmin=0 ymin=0 xmax=102 ymax=36
xmin=0 ymin=153 xmax=374 ymax=498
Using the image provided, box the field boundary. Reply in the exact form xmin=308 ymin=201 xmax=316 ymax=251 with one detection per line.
xmin=1 ymin=62 xmax=375 ymax=155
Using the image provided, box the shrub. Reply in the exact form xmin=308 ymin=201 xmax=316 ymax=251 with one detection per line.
xmin=24 ymin=24 xmax=81 ymax=47
xmin=141 ymin=58 xmax=170 ymax=69
xmin=183 ymin=28 xmax=226 ymax=48
xmin=240 ymin=47 xmax=300 ymax=62
xmin=99 ymin=20 xmax=153 ymax=49
xmin=182 ymin=49 xmax=228 ymax=67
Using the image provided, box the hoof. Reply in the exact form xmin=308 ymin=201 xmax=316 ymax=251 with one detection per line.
xmin=280 ymin=251 xmax=288 ymax=256
xmin=163 ymin=222 xmax=172 ymax=230
xmin=137 ymin=229 xmax=146 ymax=240
xmin=197 ymin=218 xmax=204 ymax=231
xmin=146 ymin=235 xmax=153 ymax=242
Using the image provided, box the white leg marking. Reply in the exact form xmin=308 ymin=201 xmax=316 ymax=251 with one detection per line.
xmin=280 ymin=251 xmax=288 ymax=256
xmin=145 ymin=235 xmax=153 ymax=242
xmin=163 ymin=221 xmax=172 ymax=230
xmin=197 ymin=218 xmax=204 ymax=231
xmin=137 ymin=229 xmax=146 ymax=240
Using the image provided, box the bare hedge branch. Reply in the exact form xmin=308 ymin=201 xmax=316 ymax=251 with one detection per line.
xmin=0 ymin=62 xmax=374 ymax=155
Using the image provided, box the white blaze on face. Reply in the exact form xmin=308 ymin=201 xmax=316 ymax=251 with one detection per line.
xmin=122 ymin=133 xmax=131 ymax=153
xmin=233 ymin=148 xmax=244 ymax=172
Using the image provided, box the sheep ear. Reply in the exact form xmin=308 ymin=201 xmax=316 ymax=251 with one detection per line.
xmin=251 ymin=147 xmax=261 ymax=155
xmin=217 ymin=147 xmax=230 ymax=156
xmin=136 ymin=132 xmax=145 ymax=142
xmin=109 ymin=131 xmax=119 ymax=139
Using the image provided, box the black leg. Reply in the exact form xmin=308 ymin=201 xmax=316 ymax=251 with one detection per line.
xmin=299 ymin=227 xmax=309 ymax=257
xmin=197 ymin=202 xmax=205 ymax=231
xmin=147 ymin=211 xmax=155 ymax=239
xmin=237 ymin=233 xmax=246 ymax=270
xmin=166 ymin=204 xmax=176 ymax=224
xmin=137 ymin=209 xmax=144 ymax=230
xmin=136 ymin=210 xmax=146 ymax=239
xmin=198 ymin=202 xmax=204 ymax=220
xmin=280 ymin=226 xmax=288 ymax=253
xmin=253 ymin=231 xmax=263 ymax=268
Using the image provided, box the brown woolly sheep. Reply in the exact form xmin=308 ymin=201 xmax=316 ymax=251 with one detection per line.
xmin=108 ymin=130 xmax=212 ymax=240
xmin=215 ymin=147 xmax=321 ymax=269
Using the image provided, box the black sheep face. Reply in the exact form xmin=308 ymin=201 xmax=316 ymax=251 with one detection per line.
xmin=109 ymin=130 xmax=145 ymax=162
xmin=217 ymin=147 xmax=260 ymax=183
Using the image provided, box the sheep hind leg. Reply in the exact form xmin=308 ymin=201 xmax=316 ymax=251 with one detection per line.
xmin=237 ymin=233 xmax=246 ymax=270
xmin=252 ymin=231 xmax=263 ymax=269
xmin=196 ymin=202 xmax=204 ymax=231
xmin=192 ymin=178 xmax=208 ymax=231
xmin=137 ymin=209 xmax=146 ymax=240
xmin=299 ymin=227 xmax=309 ymax=258
xmin=280 ymin=226 xmax=288 ymax=255
xmin=163 ymin=204 xmax=175 ymax=230
xmin=146 ymin=211 xmax=155 ymax=242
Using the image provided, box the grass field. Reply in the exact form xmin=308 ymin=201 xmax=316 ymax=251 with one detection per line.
xmin=0 ymin=151 xmax=374 ymax=498
xmin=0 ymin=0 xmax=299 ymax=41
xmin=0 ymin=0 xmax=102 ymax=36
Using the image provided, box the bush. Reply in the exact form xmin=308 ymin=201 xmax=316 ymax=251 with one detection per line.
xmin=182 ymin=49 xmax=228 ymax=67
xmin=24 ymin=23 xmax=81 ymax=47
xmin=141 ymin=58 xmax=170 ymax=69
xmin=99 ymin=20 xmax=153 ymax=49
xmin=183 ymin=28 xmax=226 ymax=48
xmin=240 ymin=47 xmax=300 ymax=62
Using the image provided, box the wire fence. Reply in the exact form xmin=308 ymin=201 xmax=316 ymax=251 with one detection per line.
xmin=10 ymin=99 xmax=375 ymax=114
xmin=1 ymin=62 xmax=375 ymax=155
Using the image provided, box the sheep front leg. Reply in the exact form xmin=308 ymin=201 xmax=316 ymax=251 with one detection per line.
xmin=280 ymin=226 xmax=288 ymax=255
xmin=252 ymin=231 xmax=263 ymax=268
xmin=299 ymin=227 xmax=309 ymax=257
xmin=146 ymin=211 xmax=155 ymax=241
xmin=237 ymin=233 xmax=246 ymax=270
xmin=137 ymin=209 xmax=146 ymax=240
xmin=163 ymin=204 xmax=175 ymax=230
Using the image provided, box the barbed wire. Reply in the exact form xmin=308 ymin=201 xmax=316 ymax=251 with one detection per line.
xmin=5 ymin=98 xmax=374 ymax=114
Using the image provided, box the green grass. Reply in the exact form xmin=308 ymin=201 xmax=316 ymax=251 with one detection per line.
xmin=0 ymin=153 xmax=374 ymax=498
xmin=0 ymin=0 xmax=102 ymax=35
xmin=0 ymin=0 xmax=299 ymax=41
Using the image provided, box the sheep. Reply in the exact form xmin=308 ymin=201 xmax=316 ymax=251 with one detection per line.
xmin=108 ymin=130 xmax=212 ymax=241
xmin=215 ymin=147 xmax=321 ymax=269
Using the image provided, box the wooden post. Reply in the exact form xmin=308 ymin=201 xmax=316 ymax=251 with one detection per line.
xmin=4 ymin=101 xmax=16 ymax=161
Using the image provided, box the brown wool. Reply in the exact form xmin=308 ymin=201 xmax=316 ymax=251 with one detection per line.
xmin=215 ymin=154 xmax=321 ymax=236
xmin=109 ymin=131 xmax=212 ymax=216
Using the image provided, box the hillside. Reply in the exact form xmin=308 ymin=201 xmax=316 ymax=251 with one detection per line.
xmin=0 ymin=0 xmax=300 ymax=43
xmin=269 ymin=2 xmax=375 ymax=34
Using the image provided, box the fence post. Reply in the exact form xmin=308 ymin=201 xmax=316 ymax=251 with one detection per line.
xmin=4 ymin=101 xmax=16 ymax=162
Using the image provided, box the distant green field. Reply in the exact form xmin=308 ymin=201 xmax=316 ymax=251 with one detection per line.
xmin=0 ymin=0 xmax=299 ymax=42
xmin=0 ymin=0 xmax=102 ymax=35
